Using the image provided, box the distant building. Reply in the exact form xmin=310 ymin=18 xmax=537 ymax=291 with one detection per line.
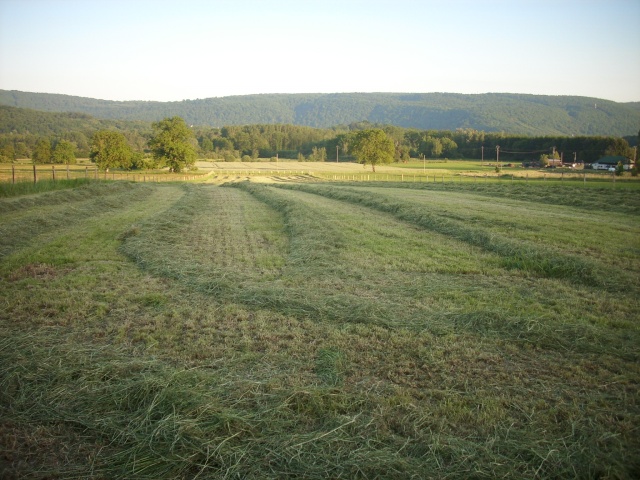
xmin=591 ymin=156 xmax=632 ymax=171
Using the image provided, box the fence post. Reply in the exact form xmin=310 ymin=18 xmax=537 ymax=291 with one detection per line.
xmin=33 ymin=164 xmax=37 ymax=184
xmin=85 ymin=166 xmax=88 ymax=179
xmin=12 ymin=164 xmax=15 ymax=184
xmin=66 ymin=164 xmax=70 ymax=180
xmin=52 ymin=165 xmax=56 ymax=181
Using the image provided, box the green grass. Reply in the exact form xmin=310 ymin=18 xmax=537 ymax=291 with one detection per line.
xmin=273 ymin=183 xmax=634 ymax=290
xmin=0 ymin=177 xmax=95 ymax=198
xmin=1 ymin=180 xmax=639 ymax=478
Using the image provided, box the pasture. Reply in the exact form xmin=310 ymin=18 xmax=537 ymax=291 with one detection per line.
xmin=0 ymin=173 xmax=639 ymax=478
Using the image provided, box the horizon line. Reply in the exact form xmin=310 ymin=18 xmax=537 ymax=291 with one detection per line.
xmin=1 ymin=88 xmax=638 ymax=104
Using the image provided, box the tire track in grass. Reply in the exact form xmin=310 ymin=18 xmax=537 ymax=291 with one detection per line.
xmin=121 ymin=185 xmax=289 ymax=294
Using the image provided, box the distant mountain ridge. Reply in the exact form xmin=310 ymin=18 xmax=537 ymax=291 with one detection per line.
xmin=0 ymin=90 xmax=638 ymax=136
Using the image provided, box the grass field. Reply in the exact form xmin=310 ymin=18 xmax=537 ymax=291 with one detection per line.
xmin=1 ymin=175 xmax=639 ymax=478
xmin=2 ymin=159 xmax=634 ymax=186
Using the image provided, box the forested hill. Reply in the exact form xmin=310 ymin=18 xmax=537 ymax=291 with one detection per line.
xmin=1 ymin=90 xmax=638 ymax=136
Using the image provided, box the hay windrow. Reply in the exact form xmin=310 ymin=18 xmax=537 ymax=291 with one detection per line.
xmin=273 ymin=183 xmax=631 ymax=290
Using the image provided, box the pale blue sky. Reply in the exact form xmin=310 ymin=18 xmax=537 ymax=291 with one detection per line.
xmin=0 ymin=0 xmax=638 ymax=102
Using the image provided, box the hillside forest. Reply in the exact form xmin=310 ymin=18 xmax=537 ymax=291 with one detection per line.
xmin=2 ymin=90 xmax=639 ymax=137
xmin=0 ymin=105 xmax=636 ymax=168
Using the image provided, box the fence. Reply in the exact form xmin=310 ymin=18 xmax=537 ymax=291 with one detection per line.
xmin=0 ymin=165 xmax=204 ymax=184
xmin=1 ymin=165 xmax=636 ymax=186
xmin=312 ymin=171 xmax=637 ymax=185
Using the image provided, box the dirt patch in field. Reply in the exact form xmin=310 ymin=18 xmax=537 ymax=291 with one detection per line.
xmin=8 ymin=263 xmax=64 ymax=281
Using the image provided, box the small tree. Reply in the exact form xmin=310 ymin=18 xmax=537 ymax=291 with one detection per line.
xmin=0 ymin=143 xmax=15 ymax=163
xmin=309 ymin=146 xmax=326 ymax=162
xmin=615 ymin=161 xmax=625 ymax=176
xmin=32 ymin=138 xmax=52 ymax=164
xmin=90 ymin=131 xmax=132 ymax=171
xmin=52 ymin=140 xmax=76 ymax=165
xmin=15 ymin=142 xmax=29 ymax=159
xmin=350 ymin=129 xmax=395 ymax=172
xmin=149 ymin=117 xmax=197 ymax=173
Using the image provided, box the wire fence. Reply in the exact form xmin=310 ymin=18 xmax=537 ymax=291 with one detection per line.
xmin=1 ymin=165 xmax=637 ymax=186
xmin=312 ymin=171 xmax=637 ymax=185
xmin=0 ymin=165 xmax=204 ymax=184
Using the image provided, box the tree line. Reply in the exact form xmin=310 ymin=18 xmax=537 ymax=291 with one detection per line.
xmin=0 ymin=108 xmax=637 ymax=169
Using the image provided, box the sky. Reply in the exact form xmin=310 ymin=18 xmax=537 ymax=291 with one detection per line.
xmin=0 ymin=0 xmax=639 ymax=103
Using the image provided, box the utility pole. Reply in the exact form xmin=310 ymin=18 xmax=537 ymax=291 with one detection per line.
xmin=481 ymin=145 xmax=484 ymax=162
xmin=336 ymin=145 xmax=339 ymax=163
xmin=496 ymin=145 xmax=500 ymax=167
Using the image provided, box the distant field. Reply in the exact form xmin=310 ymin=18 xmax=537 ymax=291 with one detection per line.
xmin=2 ymin=160 xmax=634 ymax=186
xmin=1 ymin=176 xmax=639 ymax=478
xmin=199 ymin=160 xmax=634 ymax=182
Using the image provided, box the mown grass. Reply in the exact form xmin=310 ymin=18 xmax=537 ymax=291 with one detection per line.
xmin=342 ymin=180 xmax=640 ymax=215
xmin=274 ymin=182 xmax=638 ymax=290
xmin=1 ymin=180 xmax=639 ymax=478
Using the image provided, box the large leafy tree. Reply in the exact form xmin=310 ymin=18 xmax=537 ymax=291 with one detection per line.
xmin=420 ymin=136 xmax=443 ymax=158
xmin=149 ymin=117 xmax=197 ymax=172
xmin=90 ymin=130 xmax=132 ymax=171
xmin=349 ymin=129 xmax=394 ymax=172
